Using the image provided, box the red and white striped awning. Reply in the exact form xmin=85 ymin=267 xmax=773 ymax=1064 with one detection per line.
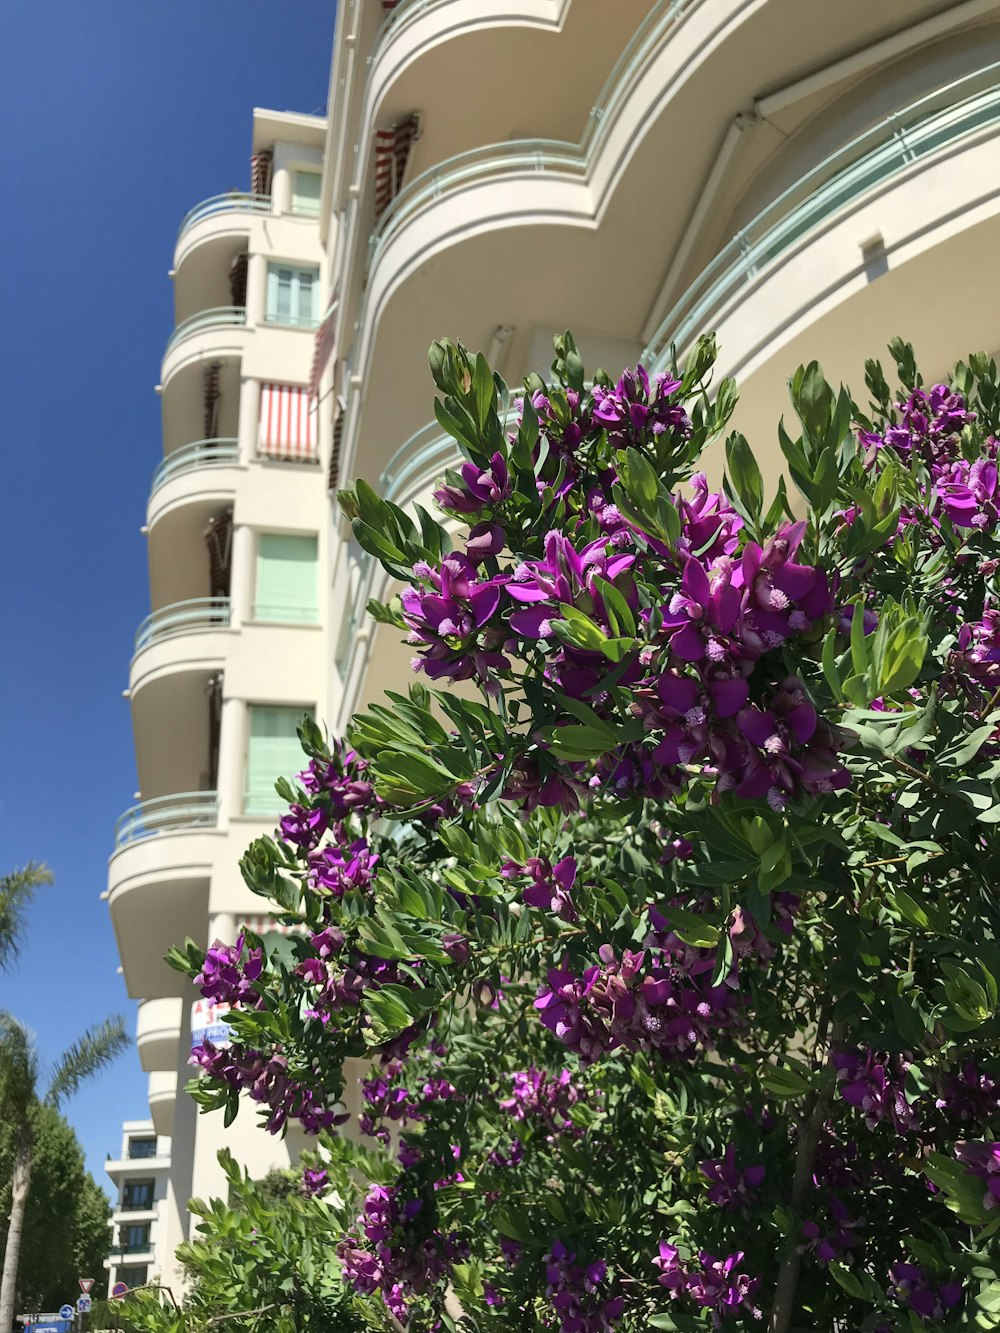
xmin=250 ymin=149 xmax=273 ymax=196
xmin=258 ymin=383 xmax=318 ymax=462
xmin=308 ymin=299 xmax=338 ymax=399
xmin=374 ymin=116 xmax=419 ymax=220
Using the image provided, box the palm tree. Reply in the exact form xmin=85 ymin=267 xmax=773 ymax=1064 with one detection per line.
xmin=0 ymin=865 xmax=52 ymax=972
xmin=0 ymin=1016 xmax=129 ymax=1333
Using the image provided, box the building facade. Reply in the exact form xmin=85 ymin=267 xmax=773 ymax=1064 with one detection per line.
xmin=107 ymin=0 xmax=1000 ymax=1290
xmin=104 ymin=1123 xmax=171 ymax=1298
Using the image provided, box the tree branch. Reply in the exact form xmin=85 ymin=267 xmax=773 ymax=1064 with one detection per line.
xmin=768 ymin=1021 xmax=844 ymax=1333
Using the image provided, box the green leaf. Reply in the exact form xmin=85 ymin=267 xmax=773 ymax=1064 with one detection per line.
xmin=725 ymin=432 xmax=763 ymax=519
xmin=760 ymin=1065 xmax=811 ymax=1098
xmin=472 ymin=353 xmax=495 ymax=432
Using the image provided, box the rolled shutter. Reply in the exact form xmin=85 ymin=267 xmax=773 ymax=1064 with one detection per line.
xmin=254 ymin=534 xmax=318 ymax=623
xmin=245 ymin=705 xmax=312 ymax=814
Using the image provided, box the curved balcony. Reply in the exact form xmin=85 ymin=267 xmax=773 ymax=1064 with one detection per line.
xmin=114 ymin=792 xmax=218 ymax=848
xmin=148 ymin=1070 xmax=178 ymax=1138
xmin=151 ymin=438 xmax=240 ymax=495
xmin=108 ymin=795 xmax=217 ymax=998
xmin=147 ymin=440 xmax=240 ymax=540
xmin=161 ymin=307 xmax=248 ymax=390
xmin=136 ymin=997 xmax=183 ymax=1073
xmin=134 ymin=598 xmax=231 ymax=653
xmin=176 ymin=192 xmax=270 ymax=252
xmin=644 ymin=70 xmax=1000 ymax=367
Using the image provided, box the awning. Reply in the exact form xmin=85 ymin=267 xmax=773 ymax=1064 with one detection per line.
xmin=229 ymin=252 xmax=248 ymax=308
xmin=374 ymin=116 xmax=419 ymax=220
xmin=258 ymin=383 xmax=318 ymax=463
xmin=308 ymin=298 xmax=338 ymax=399
xmin=203 ymin=362 xmax=221 ymax=439
xmin=250 ymin=150 xmax=273 ymax=197
xmin=328 ymin=397 xmax=347 ymax=491
xmin=204 ymin=509 xmax=233 ymax=599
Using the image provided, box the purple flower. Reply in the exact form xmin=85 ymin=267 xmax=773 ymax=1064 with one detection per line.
xmin=195 ymin=934 xmax=263 ymax=1008
xmin=954 ymin=1141 xmax=1000 ymax=1211
xmin=433 ymin=452 xmax=510 ymax=515
xmin=504 ymin=856 xmax=578 ymax=922
xmin=832 ymin=1048 xmax=920 ymax=1132
xmin=700 ymin=1144 xmax=764 ymax=1209
xmin=543 ymin=1241 xmax=622 ymax=1333
xmin=401 ymin=553 xmax=509 ymax=687
xmin=301 ymin=1166 xmax=328 ymax=1198
xmin=889 ymin=1262 xmax=963 ymax=1320
xmin=279 ymin=803 xmax=329 ymax=849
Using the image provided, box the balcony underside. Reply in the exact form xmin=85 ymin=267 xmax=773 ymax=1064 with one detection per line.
xmin=130 ymin=652 xmax=224 ymax=800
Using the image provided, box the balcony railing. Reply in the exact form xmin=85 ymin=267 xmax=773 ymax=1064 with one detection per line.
xmin=368 ymin=0 xmax=691 ymax=262
xmin=644 ymin=65 xmax=1000 ymax=364
xmin=150 ymin=438 xmax=239 ymax=494
xmin=113 ymin=793 xmax=218 ymax=850
xmin=164 ymin=307 xmax=246 ymax=358
xmin=134 ymin=598 xmax=231 ymax=653
xmin=177 ymin=192 xmax=272 ymax=243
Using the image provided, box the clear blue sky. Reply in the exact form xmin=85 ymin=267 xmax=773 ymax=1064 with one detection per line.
xmin=0 ymin=1 xmax=336 ymax=1195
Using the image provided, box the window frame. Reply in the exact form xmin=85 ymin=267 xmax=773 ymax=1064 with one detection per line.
xmin=264 ymin=263 xmax=320 ymax=330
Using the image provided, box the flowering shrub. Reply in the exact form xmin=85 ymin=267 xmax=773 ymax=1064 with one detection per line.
xmin=163 ymin=334 xmax=1000 ymax=1331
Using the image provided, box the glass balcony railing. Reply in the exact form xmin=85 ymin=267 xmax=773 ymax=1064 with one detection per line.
xmin=113 ymin=793 xmax=218 ymax=849
xmin=644 ymin=65 xmax=1000 ymax=365
xmin=177 ymin=192 xmax=271 ymax=244
xmin=369 ymin=0 xmax=690 ymax=262
xmin=164 ymin=307 xmax=246 ymax=358
xmin=134 ymin=598 xmax=232 ymax=653
xmin=150 ymin=439 xmax=239 ymax=495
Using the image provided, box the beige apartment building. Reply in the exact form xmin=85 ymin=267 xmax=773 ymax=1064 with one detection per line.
xmin=106 ymin=0 xmax=1000 ymax=1291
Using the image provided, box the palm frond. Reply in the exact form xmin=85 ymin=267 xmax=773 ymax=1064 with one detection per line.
xmin=0 ymin=1012 xmax=39 ymax=1117
xmin=45 ymin=1015 xmax=130 ymax=1109
xmin=0 ymin=863 xmax=52 ymax=970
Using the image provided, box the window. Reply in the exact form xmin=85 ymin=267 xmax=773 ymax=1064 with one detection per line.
xmin=292 ymin=170 xmax=321 ymax=216
xmin=254 ymin=534 xmax=318 ymax=623
xmin=116 ymin=1266 xmax=148 ymax=1290
xmin=121 ymin=1180 xmax=154 ymax=1211
xmin=119 ymin=1223 xmax=151 ymax=1253
xmin=127 ymin=1138 xmax=157 ymax=1159
xmin=265 ymin=264 xmax=319 ymax=329
xmin=245 ymin=705 xmax=314 ymax=815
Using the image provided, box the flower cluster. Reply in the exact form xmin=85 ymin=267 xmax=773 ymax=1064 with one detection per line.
xmin=887 ymin=1261 xmax=963 ymax=1320
xmin=195 ymin=934 xmax=263 ymax=1008
xmin=832 ymin=1048 xmax=919 ymax=1132
xmin=307 ymin=837 xmax=379 ymax=899
xmin=503 ymin=856 xmax=578 ymax=922
xmin=358 ymin=1072 xmax=460 ymax=1142
xmin=654 ymin=1244 xmax=762 ymax=1325
xmin=535 ymin=937 xmax=744 ymax=1067
xmin=337 ymin=1183 xmax=466 ymax=1324
xmin=954 ymin=1141 xmax=1000 ymax=1211
xmin=936 ymin=1060 xmax=1000 ymax=1123
xmin=800 ymin=1195 xmax=863 ymax=1265
xmin=700 ymin=1144 xmax=765 ymax=1210
xmin=297 ymin=740 xmax=383 ymax=819
xmin=189 ymin=1041 xmax=343 ymax=1135
xmin=301 ymin=1166 xmax=327 ymax=1198
xmin=499 ymin=1067 xmax=584 ymax=1137
xmin=590 ymin=366 xmax=690 ymax=447
xmin=543 ymin=1241 xmax=623 ymax=1333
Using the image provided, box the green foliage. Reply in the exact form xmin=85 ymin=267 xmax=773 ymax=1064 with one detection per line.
xmin=0 ymin=1104 xmax=110 ymax=1313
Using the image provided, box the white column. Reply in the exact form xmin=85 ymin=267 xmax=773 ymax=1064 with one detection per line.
xmin=215 ymin=695 xmax=247 ymax=825
xmin=208 ymin=912 xmax=236 ymax=948
xmin=236 ymin=375 xmax=260 ymax=465
xmin=271 ymin=164 xmax=292 ymax=217
xmin=245 ymin=251 xmax=267 ymax=329
xmin=229 ymin=522 xmax=254 ymax=630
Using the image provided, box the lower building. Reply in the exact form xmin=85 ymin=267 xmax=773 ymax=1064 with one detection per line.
xmin=104 ymin=1123 xmax=172 ymax=1298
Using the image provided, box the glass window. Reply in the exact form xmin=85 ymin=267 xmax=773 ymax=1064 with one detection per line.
xmin=119 ymin=1223 xmax=151 ymax=1252
xmin=127 ymin=1138 xmax=158 ymax=1159
xmin=121 ymin=1180 xmax=154 ymax=1210
xmin=292 ymin=170 xmax=321 ymax=216
xmin=265 ymin=264 xmax=319 ymax=328
xmin=116 ymin=1266 xmax=148 ymax=1290
xmin=254 ymin=534 xmax=318 ymax=623
xmin=245 ymin=705 xmax=314 ymax=816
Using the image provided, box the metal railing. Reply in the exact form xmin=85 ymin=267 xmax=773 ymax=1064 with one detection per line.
xmin=368 ymin=0 xmax=693 ymax=261
xmin=134 ymin=598 xmax=231 ymax=653
xmin=150 ymin=439 xmax=239 ymax=494
xmin=644 ymin=66 xmax=1000 ymax=365
xmin=164 ymin=307 xmax=246 ymax=358
xmin=113 ymin=792 xmax=218 ymax=849
xmin=177 ymin=192 xmax=271 ymax=243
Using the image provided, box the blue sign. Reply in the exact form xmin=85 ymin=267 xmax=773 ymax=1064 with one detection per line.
xmin=30 ymin=1322 xmax=70 ymax=1333
xmin=59 ymin=1309 xmax=74 ymax=1321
